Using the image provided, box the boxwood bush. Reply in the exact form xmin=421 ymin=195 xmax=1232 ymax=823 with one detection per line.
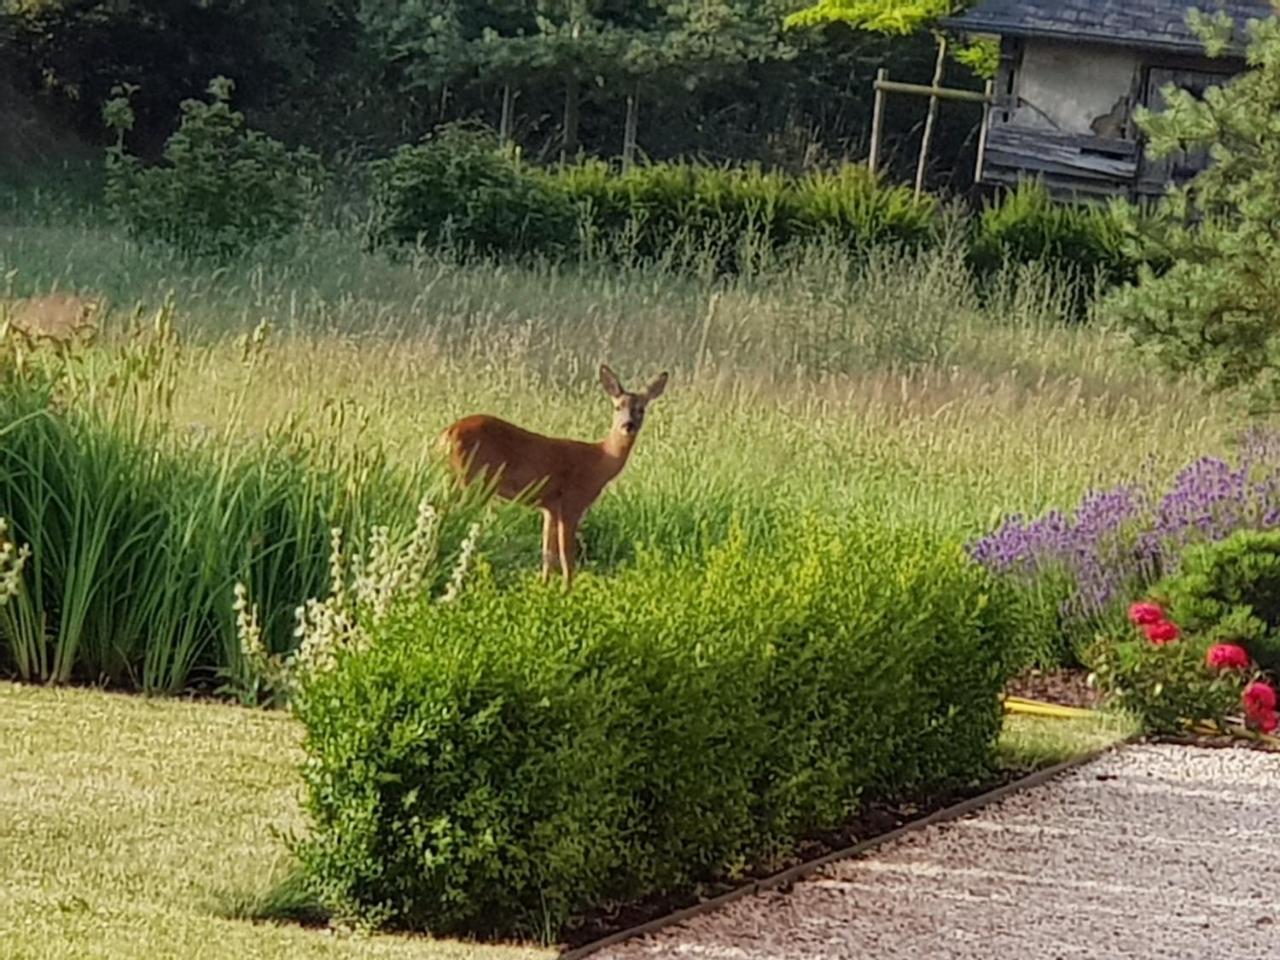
xmin=968 ymin=180 xmax=1137 ymax=295
xmin=293 ymin=517 xmax=1021 ymax=938
xmin=1156 ymin=529 xmax=1280 ymax=674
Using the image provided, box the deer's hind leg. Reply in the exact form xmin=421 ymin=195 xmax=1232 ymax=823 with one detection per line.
xmin=540 ymin=508 xmax=560 ymax=584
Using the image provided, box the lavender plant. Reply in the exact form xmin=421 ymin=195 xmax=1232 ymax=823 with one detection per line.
xmin=969 ymin=428 xmax=1280 ymax=647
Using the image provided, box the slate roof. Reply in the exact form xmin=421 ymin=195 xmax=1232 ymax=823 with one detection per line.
xmin=941 ymin=0 xmax=1272 ymax=54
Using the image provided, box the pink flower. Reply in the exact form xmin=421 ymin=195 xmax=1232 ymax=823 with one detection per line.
xmin=1128 ymin=601 xmax=1165 ymax=626
xmin=1243 ymin=681 xmax=1277 ymax=716
xmin=1205 ymin=644 xmax=1251 ymax=671
xmin=1143 ymin=620 xmax=1180 ymax=645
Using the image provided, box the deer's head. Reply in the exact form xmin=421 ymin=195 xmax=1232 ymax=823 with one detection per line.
xmin=600 ymin=364 xmax=668 ymax=437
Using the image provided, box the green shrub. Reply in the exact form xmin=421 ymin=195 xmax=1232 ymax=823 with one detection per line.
xmin=969 ymin=181 xmax=1136 ymax=297
xmin=787 ymin=164 xmax=937 ymax=250
xmin=104 ymin=78 xmax=327 ymax=260
xmin=554 ymin=159 xmax=935 ymax=270
xmin=986 ymin=573 xmax=1077 ymax=670
xmin=1154 ymin=530 xmax=1280 ymax=674
xmin=368 ymin=124 xmax=577 ymax=258
xmin=293 ymin=518 xmax=1017 ymax=937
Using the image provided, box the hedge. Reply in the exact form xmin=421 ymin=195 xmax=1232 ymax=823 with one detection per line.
xmin=293 ymin=518 xmax=1022 ymax=937
xmin=369 ymin=138 xmax=1143 ymax=296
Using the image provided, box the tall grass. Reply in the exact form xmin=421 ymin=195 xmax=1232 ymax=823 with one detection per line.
xmin=0 ymin=300 xmax=505 ymax=693
xmin=0 ymin=210 xmax=1250 ymax=688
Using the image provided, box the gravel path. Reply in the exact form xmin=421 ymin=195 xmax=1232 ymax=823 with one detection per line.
xmin=597 ymin=745 xmax=1280 ymax=960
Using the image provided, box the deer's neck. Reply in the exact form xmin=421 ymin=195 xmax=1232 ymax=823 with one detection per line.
xmin=599 ymin=430 xmax=636 ymax=469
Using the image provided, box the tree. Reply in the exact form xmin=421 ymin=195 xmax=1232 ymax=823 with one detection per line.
xmin=1106 ymin=11 xmax=1280 ymax=411
xmin=783 ymin=0 xmax=994 ymax=74
xmin=3 ymin=0 xmax=363 ymax=151
xmin=611 ymin=0 xmax=798 ymax=168
xmin=361 ymin=0 xmax=537 ymax=138
xmin=784 ymin=0 xmax=994 ymax=194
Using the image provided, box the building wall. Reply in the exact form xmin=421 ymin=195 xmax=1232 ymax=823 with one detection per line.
xmin=1011 ymin=42 xmax=1138 ymax=135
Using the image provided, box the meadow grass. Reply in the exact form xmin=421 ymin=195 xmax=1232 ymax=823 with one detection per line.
xmin=0 ymin=683 xmax=1131 ymax=959
xmin=0 ymin=217 xmax=1243 ymax=551
xmin=0 ymin=207 xmax=1254 ymax=688
xmin=0 ymin=681 xmax=548 ymax=960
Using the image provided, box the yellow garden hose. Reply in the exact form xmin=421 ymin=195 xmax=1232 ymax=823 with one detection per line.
xmin=1001 ymin=695 xmax=1100 ymax=720
xmin=1001 ymin=696 xmax=1279 ymax=747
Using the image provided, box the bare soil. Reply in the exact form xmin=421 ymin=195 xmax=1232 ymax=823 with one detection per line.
xmin=1005 ymin=667 xmax=1101 ymax=709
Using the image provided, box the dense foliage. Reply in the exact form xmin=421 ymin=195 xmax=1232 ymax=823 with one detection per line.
xmin=369 ymin=125 xmax=937 ymax=265
xmin=294 ymin=519 xmax=1018 ymax=936
xmin=104 ymin=79 xmax=326 ymax=259
xmin=1156 ymin=530 xmax=1280 ymax=674
xmin=369 ymin=125 xmax=576 ymax=257
xmin=558 ymin=157 xmax=935 ymax=264
xmin=968 ymin=180 xmax=1136 ymax=295
xmin=1 ymin=0 xmax=983 ymax=180
xmin=369 ymin=127 xmax=1128 ymax=281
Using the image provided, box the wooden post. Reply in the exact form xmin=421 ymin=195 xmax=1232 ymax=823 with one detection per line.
xmin=622 ymin=81 xmax=639 ymax=172
xmin=868 ymin=67 xmax=887 ymax=175
xmin=562 ymin=75 xmax=581 ymax=161
xmin=914 ymin=36 xmax=948 ymax=200
xmin=974 ymin=79 xmax=994 ymax=186
xmin=499 ymin=84 xmax=515 ymax=145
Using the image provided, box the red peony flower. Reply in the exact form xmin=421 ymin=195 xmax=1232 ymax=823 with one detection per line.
xmin=1143 ymin=620 xmax=1180 ymax=645
xmin=1256 ymin=709 xmax=1279 ymax=735
xmin=1243 ymin=681 xmax=1278 ymax=716
xmin=1128 ymin=601 xmax=1165 ymax=626
xmin=1205 ymin=643 xmax=1252 ymax=671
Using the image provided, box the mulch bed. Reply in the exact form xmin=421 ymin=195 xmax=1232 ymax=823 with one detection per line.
xmin=1005 ymin=667 xmax=1102 ymax=710
xmin=558 ymin=772 xmax=1022 ymax=951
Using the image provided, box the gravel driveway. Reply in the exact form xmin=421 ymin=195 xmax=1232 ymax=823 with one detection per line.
xmin=596 ymin=745 xmax=1280 ymax=960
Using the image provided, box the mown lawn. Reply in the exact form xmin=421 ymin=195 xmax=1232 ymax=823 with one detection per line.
xmin=0 ymin=680 xmax=1133 ymax=959
xmin=997 ymin=711 xmax=1138 ymax=773
xmin=0 ymin=682 xmax=549 ymax=960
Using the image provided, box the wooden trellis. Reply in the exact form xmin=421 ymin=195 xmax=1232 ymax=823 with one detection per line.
xmin=866 ymin=66 xmax=995 ymax=197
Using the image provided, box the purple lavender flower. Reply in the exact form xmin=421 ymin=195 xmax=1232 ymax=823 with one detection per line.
xmin=968 ymin=428 xmax=1280 ymax=625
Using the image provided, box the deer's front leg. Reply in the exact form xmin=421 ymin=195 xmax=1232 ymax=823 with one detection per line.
xmin=557 ymin=512 xmax=581 ymax=591
xmin=540 ymin=509 xmax=559 ymax=584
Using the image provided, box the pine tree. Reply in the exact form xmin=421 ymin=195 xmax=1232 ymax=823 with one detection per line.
xmin=1107 ymin=12 xmax=1280 ymax=410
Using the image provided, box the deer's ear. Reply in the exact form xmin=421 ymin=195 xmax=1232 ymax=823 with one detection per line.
xmin=599 ymin=364 xmax=624 ymax=398
xmin=644 ymin=371 xmax=668 ymax=400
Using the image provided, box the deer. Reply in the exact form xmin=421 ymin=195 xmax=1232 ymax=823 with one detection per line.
xmin=440 ymin=364 xmax=668 ymax=590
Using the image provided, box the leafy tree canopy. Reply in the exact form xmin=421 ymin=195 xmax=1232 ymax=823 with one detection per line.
xmin=784 ymin=0 xmax=953 ymax=35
